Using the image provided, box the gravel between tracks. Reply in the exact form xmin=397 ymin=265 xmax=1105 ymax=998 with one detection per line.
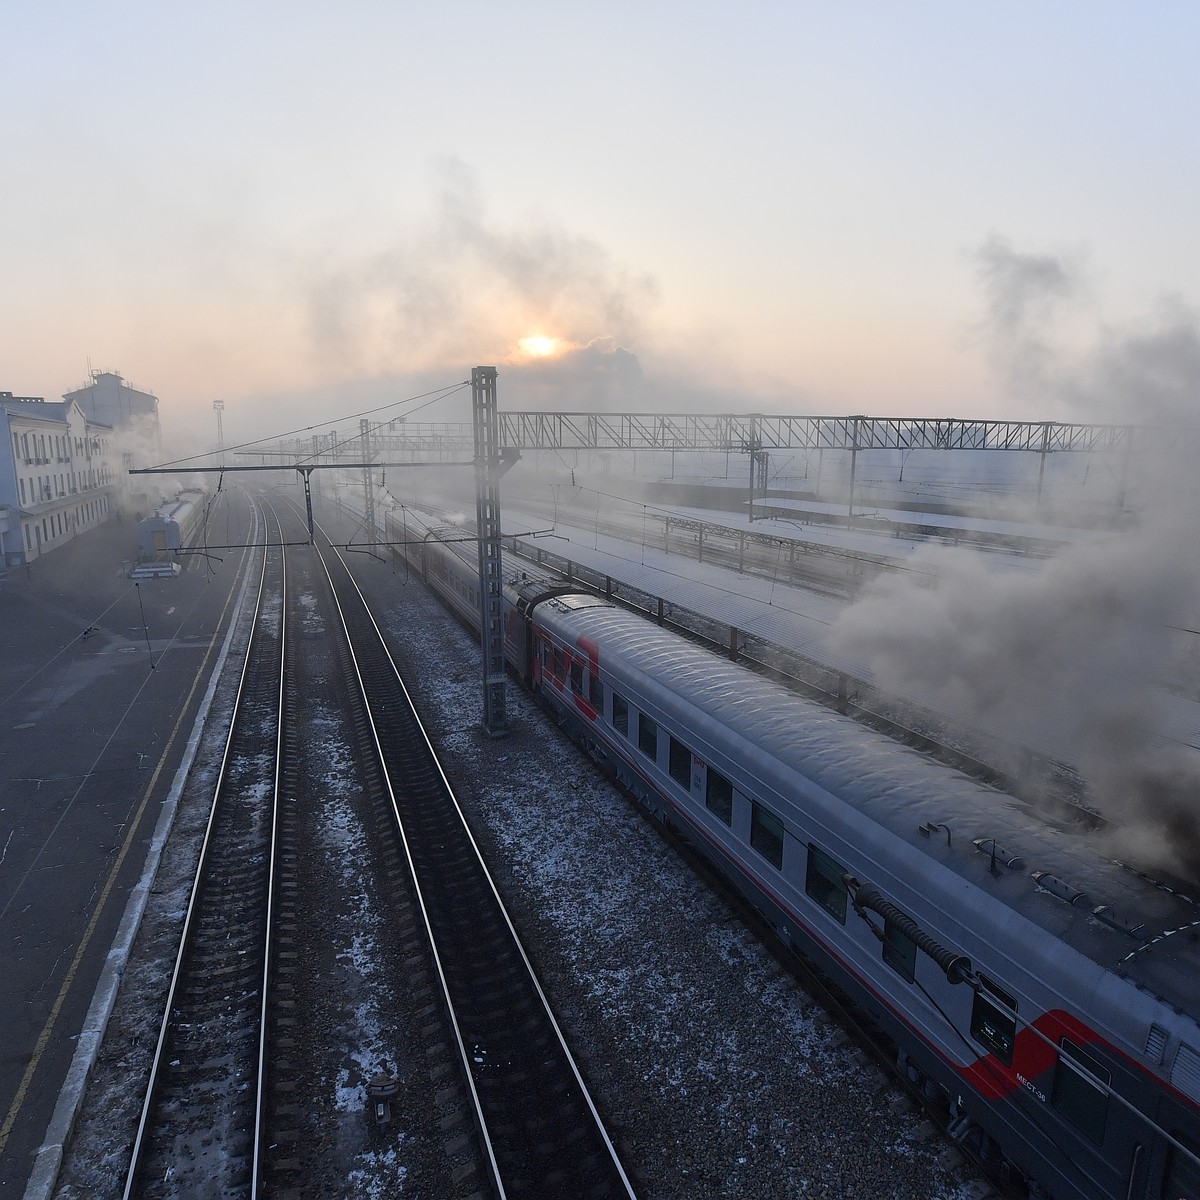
xmin=355 ymin=555 xmax=980 ymax=1200
xmin=51 ymin=531 xmax=984 ymax=1200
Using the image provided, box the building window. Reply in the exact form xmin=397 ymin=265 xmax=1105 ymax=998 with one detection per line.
xmin=751 ymin=803 xmax=784 ymax=869
xmin=637 ymin=713 xmax=658 ymax=760
xmin=668 ymin=736 xmax=691 ymax=790
xmin=612 ymin=692 xmax=629 ymax=737
xmin=805 ymin=844 xmax=848 ymax=924
xmin=1052 ymin=1039 xmax=1109 ymax=1144
xmin=971 ymin=976 xmax=1017 ymax=1066
xmin=705 ymin=768 xmax=733 ymax=824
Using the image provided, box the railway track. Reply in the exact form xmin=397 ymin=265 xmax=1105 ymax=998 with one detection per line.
xmin=315 ymin=526 xmax=637 ymax=1198
xmin=124 ymin=498 xmax=282 ymax=1197
xmin=123 ymin=495 xmax=635 ymax=1197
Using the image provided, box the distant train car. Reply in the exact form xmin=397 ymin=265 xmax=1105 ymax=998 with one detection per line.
xmin=137 ymin=489 xmax=207 ymax=560
xmin=415 ymin=523 xmax=1200 ymax=1200
xmin=417 ymin=527 xmax=575 ymax=684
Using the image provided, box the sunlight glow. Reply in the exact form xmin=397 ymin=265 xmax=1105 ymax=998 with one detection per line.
xmin=518 ymin=335 xmax=564 ymax=358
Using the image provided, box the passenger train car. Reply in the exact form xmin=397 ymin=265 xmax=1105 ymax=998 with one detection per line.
xmin=136 ymin=488 xmax=207 ymax=560
xmin=409 ymin=525 xmax=1200 ymax=1200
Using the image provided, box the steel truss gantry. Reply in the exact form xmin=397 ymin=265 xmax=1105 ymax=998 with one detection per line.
xmin=347 ymin=411 xmax=1156 ymax=525
xmin=278 ymin=413 xmax=1154 ymax=459
xmin=492 ymin=413 xmax=1144 ymax=455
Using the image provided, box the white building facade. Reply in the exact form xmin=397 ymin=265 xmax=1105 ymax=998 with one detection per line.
xmin=0 ymin=393 xmax=119 ymax=567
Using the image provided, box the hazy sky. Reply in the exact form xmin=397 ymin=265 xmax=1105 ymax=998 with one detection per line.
xmin=4 ymin=2 xmax=1199 ymax=446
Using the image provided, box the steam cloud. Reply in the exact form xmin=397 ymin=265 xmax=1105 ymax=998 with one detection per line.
xmin=304 ymin=159 xmax=657 ymax=397
xmin=828 ymin=525 xmax=1200 ymax=876
xmin=971 ymin=232 xmax=1200 ymax=427
xmin=826 ymin=235 xmax=1200 ymax=879
xmin=970 ymin=232 xmax=1084 ymax=401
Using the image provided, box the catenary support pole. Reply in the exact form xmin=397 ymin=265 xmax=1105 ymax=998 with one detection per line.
xmin=472 ymin=366 xmax=507 ymax=737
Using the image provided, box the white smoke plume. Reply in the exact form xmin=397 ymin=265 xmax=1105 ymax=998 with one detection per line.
xmin=969 ymin=232 xmax=1086 ymax=402
xmin=303 ymin=159 xmax=657 ymax=386
xmin=971 ymin=232 xmax=1200 ymax=428
xmin=828 ymin=525 xmax=1200 ymax=876
xmin=1066 ymin=297 xmax=1200 ymax=427
xmin=827 ymin=235 xmax=1200 ymax=879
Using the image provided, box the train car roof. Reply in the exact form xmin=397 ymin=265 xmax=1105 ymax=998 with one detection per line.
xmin=534 ymin=596 xmax=1200 ymax=1022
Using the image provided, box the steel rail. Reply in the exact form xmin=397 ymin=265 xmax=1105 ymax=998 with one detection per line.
xmin=250 ymin=499 xmax=293 ymax=1199
xmin=311 ymin=530 xmax=506 ymax=1196
xmin=312 ymin=519 xmax=638 ymax=1199
xmin=122 ymin=497 xmax=283 ymax=1198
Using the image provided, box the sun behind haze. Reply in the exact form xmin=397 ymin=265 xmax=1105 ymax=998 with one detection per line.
xmin=3 ymin=3 xmax=1199 ymax=445
xmin=517 ymin=337 xmax=567 ymax=360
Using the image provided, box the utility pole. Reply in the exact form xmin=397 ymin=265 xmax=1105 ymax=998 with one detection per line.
xmin=473 ymin=366 xmax=507 ymax=736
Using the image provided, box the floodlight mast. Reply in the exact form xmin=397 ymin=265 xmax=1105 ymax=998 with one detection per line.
xmin=212 ymin=399 xmax=225 ymax=464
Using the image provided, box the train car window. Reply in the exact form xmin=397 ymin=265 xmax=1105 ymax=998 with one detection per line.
xmin=1161 ymin=1131 xmax=1200 ymax=1200
xmin=751 ymin=804 xmax=784 ymax=869
xmin=589 ymin=672 xmax=603 ymax=708
xmin=570 ymin=659 xmax=583 ymax=694
xmin=706 ymin=769 xmax=733 ymax=824
xmin=612 ymin=692 xmax=629 ymax=737
xmin=1052 ymin=1038 xmax=1109 ymax=1144
xmin=805 ymin=845 xmax=847 ymax=923
xmin=638 ymin=714 xmax=658 ymax=760
xmin=883 ymin=919 xmax=917 ymax=982
xmin=970 ymin=976 xmax=1017 ymax=1066
xmin=668 ymin=737 xmax=692 ymax=790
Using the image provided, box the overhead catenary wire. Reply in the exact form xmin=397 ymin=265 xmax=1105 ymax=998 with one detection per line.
xmin=291 ymin=382 xmax=472 ymax=466
xmin=146 ymin=380 xmax=471 ymax=470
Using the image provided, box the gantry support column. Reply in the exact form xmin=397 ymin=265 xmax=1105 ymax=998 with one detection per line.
xmin=748 ymin=449 xmax=769 ymax=522
xmin=360 ymin=418 xmax=377 ymax=551
xmin=1035 ymin=421 xmax=1052 ymax=512
xmin=472 ymin=366 xmax=507 ymax=737
xmin=847 ymin=415 xmax=862 ymax=518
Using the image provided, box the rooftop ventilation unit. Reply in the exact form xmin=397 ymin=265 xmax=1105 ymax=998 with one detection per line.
xmin=1031 ymin=871 xmax=1089 ymax=907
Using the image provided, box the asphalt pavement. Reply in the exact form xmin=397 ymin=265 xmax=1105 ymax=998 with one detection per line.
xmin=0 ymin=490 xmax=257 ymax=1199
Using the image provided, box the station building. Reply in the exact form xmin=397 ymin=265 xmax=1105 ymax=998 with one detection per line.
xmin=0 ymin=392 xmax=120 ymax=568
xmin=62 ymin=370 xmax=161 ymax=454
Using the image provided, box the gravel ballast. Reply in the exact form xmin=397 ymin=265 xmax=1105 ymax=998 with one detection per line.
xmin=52 ymin=522 xmax=983 ymax=1199
xmin=353 ymin=552 xmax=979 ymax=1200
